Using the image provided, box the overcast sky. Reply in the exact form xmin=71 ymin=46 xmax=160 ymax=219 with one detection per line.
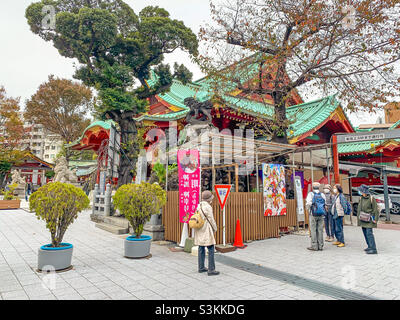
xmin=0 ymin=0 xmax=385 ymax=126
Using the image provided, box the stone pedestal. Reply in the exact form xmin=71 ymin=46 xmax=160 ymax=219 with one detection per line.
xmin=14 ymin=187 xmax=25 ymax=199
xmin=215 ymin=244 xmax=237 ymax=253
xmin=184 ymin=238 xmax=195 ymax=253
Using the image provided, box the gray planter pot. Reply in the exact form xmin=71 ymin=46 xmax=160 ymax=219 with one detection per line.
xmin=38 ymin=243 xmax=73 ymax=271
xmin=124 ymin=235 xmax=152 ymax=258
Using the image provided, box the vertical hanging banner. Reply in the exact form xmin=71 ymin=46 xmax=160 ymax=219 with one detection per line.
xmin=178 ymin=150 xmax=201 ymax=223
xmin=262 ymin=164 xmax=287 ymax=216
xmin=294 ymin=176 xmax=305 ymax=222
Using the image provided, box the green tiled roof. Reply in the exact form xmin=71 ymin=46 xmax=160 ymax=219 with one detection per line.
xmin=338 ymin=140 xmax=384 ymax=154
xmin=67 ymin=120 xmax=116 ymax=148
xmin=83 ymin=120 xmax=114 ymax=131
xmin=139 ymin=56 xmax=266 ymax=122
xmin=138 ymin=64 xmax=355 ymax=142
xmin=287 ymin=94 xmax=342 ymax=138
xmin=137 ymin=71 xmax=214 ymax=121
xmin=220 ymin=94 xmax=274 ymax=117
xmin=339 ymin=138 xmax=400 ymax=155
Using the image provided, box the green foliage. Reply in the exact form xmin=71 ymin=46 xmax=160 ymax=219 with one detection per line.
xmin=173 ymin=63 xmax=193 ymax=84
xmin=0 ymin=161 xmax=12 ymax=176
xmin=151 ymin=162 xmax=166 ymax=186
xmin=45 ymin=170 xmax=55 ymax=179
xmin=113 ymin=182 xmax=166 ymax=238
xmin=29 ymin=182 xmax=90 ymax=247
xmin=26 ymin=0 xmax=198 ymax=116
xmin=1 ymin=184 xmax=18 ymax=200
xmin=26 ymin=0 xmax=199 ymax=185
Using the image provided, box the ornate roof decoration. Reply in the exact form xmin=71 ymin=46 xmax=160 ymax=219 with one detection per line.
xmin=67 ymin=120 xmax=115 ymax=152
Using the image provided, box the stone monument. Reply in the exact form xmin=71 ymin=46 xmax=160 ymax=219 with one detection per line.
xmin=10 ymin=169 xmax=26 ymax=198
xmin=54 ymin=156 xmax=78 ymax=184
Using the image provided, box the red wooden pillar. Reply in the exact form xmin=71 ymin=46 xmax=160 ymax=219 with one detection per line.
xmin=332 ymin=135 xmax=340 ymax=184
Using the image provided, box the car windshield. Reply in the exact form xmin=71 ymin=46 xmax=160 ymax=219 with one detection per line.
xmin=370 ymin=190 xmax=381 ymax=196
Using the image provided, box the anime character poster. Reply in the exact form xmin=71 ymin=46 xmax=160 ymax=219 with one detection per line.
xmin=178 ymin=150 xmax=201 ymax=223
xmin=262 ymin=164 xmax=287 ymax=216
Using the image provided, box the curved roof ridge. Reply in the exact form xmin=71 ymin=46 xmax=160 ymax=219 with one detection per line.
xmin=67 ymin=119 xmax=115 ymax=148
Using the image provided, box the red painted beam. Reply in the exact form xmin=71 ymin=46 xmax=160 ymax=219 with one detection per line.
xmin=332 ymin=135 xmax=340 ymax=184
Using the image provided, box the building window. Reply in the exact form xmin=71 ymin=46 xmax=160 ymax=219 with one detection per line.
xmin=51 ymin=146 xmax=56 ymax=150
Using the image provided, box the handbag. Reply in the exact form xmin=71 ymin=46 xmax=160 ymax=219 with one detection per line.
xmin=359 ymin=211 xmax=371 ymax=222
xmin=188 ymin=204 xmax=205 ymax=229
xmin=359 ymin=196 xmax=374 ymax=222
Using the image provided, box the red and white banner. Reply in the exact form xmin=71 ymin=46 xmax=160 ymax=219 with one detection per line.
xmin=178 ymin=150 xmax=201 ymax=224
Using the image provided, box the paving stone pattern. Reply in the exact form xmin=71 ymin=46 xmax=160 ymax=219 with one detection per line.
xmin=1 ymin=210 xmax=399 ymax=300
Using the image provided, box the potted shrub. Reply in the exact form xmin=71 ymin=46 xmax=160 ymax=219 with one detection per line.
xmin=29 ymin=182 xmax=89 ymax=271
xmin=0 ymin=184 xmax=21 ymax=210
xmin=113 ymin=182 xmax=166 ymax=258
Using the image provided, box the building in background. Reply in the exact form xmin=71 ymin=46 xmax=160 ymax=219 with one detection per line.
xmin=22 ymin=117 xmax=63 ymax=163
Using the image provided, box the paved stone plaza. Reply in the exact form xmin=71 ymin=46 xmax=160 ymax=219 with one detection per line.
xmin=0 ymin=209 xmax=399 ymax=300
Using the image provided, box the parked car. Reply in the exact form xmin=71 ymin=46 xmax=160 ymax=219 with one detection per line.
xmin=351 ymin=187 xmax=393 ymax=216
xmin=369 ymin=185 xmax=400 ymax=215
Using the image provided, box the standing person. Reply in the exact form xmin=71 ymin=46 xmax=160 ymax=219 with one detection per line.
xmin=306 ymin=182 xmax=326 ymax=251
xmin=323 ymin=184 xmax=335 ymax=242
xmin=332 ymin=184 xmax=346 ymax=247
xmin=25 ymin=181 xmax=31 ymax=201
xmin=357 ymin=185 xmax=379 ymax=254
xmin=194 ymin=190 xmax=219 ymax=276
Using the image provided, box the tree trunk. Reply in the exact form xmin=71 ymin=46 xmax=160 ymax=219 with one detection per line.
xmin=0 ymin=174 xmax=6 ymax=190
xmin=117 ymin=118 xmax=139 ymax=187
xmin=65 ymin=145 xmax=72 ymax=162
xmin=271 ymin=91 xmax=289 ymax=165
xmin=272 ymin=91 xmax=289 ymax=144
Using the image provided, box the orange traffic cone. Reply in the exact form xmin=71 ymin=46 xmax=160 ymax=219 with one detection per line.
xmin=233 ymin=219 xmax=247 ymax=249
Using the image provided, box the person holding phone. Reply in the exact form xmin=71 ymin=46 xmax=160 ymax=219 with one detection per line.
xmin=357 ymin=185 xmax=379 ymax=254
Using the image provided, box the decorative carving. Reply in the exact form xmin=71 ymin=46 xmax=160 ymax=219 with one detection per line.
xmin=178 ymin=98 xmax=216 ymax=146
xmin=10 ymin=170 xmax=26 ymax=188
xmin=184 ymin=97 xmax=213 ymax=125
xmin=54 ymin=156 xmax=78 ymax=183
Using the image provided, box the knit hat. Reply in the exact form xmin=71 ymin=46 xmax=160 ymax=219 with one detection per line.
xmin=312 ymin=182 xmax=320 ymax=188
xmin=359 ymin=184 xmax=370 ymax=195
xmin=202 ymin=190 xmax=214 ymax=202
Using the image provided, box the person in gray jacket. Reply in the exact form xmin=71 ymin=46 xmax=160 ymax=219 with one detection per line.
xmin=323 ymin=184 xmax=335 ymax=242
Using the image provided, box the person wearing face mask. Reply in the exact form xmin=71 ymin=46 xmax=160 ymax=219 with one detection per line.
xmin=332 ymin=184 xmax=346 ymax=247
xmin=357 ymin=185 xmax=379 ymax=254
xmin=323 ymin=185 xmax=335 ymax=242
xmin=306 ymin=182 xmax=326 ymax=251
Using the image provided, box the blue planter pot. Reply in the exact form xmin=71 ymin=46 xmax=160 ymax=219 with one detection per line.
xmin=124 ymin=235 xmax=152 ymax=258
xmin=38 ymin=243 xmax=73 ymax=271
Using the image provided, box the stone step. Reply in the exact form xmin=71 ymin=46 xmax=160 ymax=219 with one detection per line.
xmin=95 ymin=222 xmax=129 ymax=235
xmin=103 ymin=216 xmax=130 ymax=228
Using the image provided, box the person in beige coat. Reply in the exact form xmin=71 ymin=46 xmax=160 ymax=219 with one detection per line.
xmin=194 ymin=190 xmax=219 ymax=276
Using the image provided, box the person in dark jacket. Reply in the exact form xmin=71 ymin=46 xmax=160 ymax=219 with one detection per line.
xmin=323 ymin=184 xmax=335 ymax=242
xmin=357 ymin=185 xmax=379 ymax=254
